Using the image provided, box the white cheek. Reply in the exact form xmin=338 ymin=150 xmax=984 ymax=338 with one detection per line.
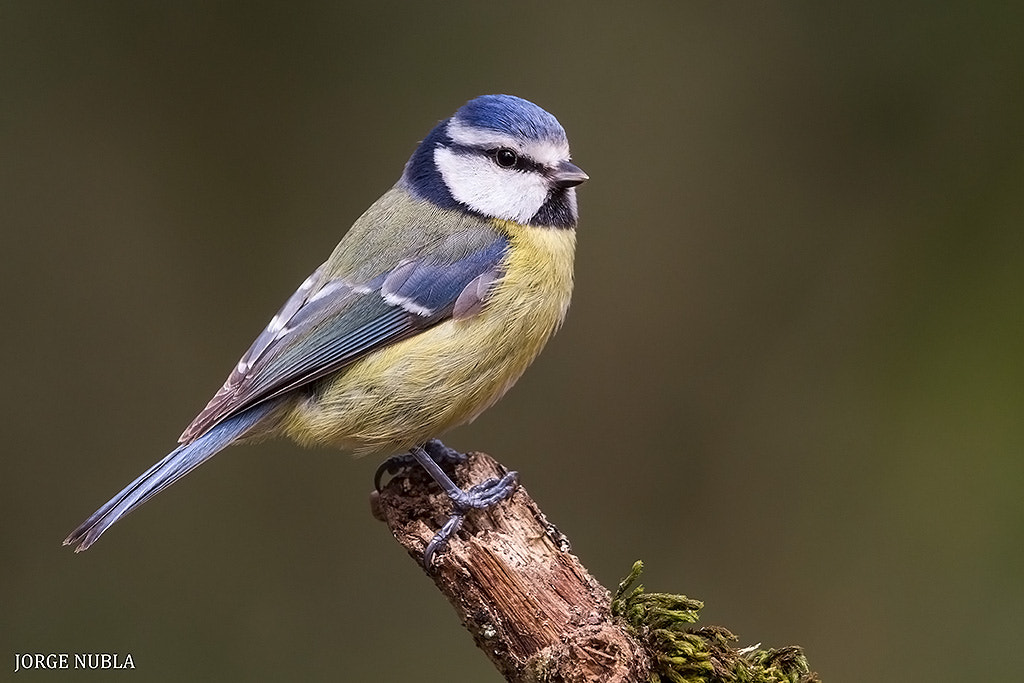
xmin=435 ymin=147 xmax=549 ymax=223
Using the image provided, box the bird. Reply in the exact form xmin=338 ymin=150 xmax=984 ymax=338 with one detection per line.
xmin=64 ymin=94 xmax=587 ymax=564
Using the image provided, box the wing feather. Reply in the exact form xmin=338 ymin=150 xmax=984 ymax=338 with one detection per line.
xmin=179 ymin=235 xmax=508 ymax=443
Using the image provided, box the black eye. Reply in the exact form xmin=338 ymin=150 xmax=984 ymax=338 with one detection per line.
xmin=494 ymin=148 xmax=518 ymax=168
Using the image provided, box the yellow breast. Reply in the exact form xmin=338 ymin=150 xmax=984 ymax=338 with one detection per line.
xmin=282 ymin=221 xmax=576 ymax=456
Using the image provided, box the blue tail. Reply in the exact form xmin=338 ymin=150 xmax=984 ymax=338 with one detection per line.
xmin=64 ymin=400 xmax=279 ymax=552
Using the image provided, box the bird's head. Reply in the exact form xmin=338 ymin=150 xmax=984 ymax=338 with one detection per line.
xmin=402 ymin=94 xmax=587 ymax=228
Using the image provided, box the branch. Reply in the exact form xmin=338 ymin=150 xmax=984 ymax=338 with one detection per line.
xmin=372 ymin=451 xmax=820 ymax=683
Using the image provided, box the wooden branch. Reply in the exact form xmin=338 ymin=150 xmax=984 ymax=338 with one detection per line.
xmin=372 ymin=451 xmax=820 ymax=683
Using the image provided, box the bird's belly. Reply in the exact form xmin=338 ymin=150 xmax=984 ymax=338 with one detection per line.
xmin=282 ymin=306 xmax=551 ymax=455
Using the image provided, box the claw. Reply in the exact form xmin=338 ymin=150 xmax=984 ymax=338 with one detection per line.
xmin=451 ymin=472 xmax=520 ymax=510
xmin=423 ymin=511 xmax=466 ymax=568
xmin=373 ymin=453 xmax=414 ymax=492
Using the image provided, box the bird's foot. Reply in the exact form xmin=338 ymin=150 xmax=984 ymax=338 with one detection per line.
xmin=422 ymin=470 xmax=519 ymax=568
xmin=374 ymin=438 xmax=466 ymax=492
xmin=447 ymin=472 xmax=520 ymax=511
xmin=375 ymin=440 xmax=519 ymax=567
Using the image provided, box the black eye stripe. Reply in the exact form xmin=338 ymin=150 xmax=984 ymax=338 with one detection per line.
xmin=446 ymin=143 xmax=545 ymax=173
xmin=490 ymin=147 xmax=544 ymax=173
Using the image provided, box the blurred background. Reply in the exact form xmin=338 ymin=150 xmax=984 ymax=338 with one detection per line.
xmin=3 ymin=3 xmax=1022 ymax=681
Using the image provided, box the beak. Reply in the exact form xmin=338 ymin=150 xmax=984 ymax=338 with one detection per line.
xmin=551 ymin=160 xmax=589 ymax=189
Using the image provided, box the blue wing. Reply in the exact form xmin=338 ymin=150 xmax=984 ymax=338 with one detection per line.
xmin=179 ymin=235 xmax=509 ymax=443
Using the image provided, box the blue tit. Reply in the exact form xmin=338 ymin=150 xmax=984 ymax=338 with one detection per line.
xmin=65 ymin=94 xmax=587 ymax=562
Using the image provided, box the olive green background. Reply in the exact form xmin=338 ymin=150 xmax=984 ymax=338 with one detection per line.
xmin=3 ymin=3 xmax=1022 ymax=681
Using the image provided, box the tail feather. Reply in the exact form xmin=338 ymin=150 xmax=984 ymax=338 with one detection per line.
xmin=64 ymin=401 xmax=278 ymax=552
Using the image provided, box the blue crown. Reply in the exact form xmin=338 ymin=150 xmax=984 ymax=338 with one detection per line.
xmin=453 ymin=94 xmax=566 ymax=143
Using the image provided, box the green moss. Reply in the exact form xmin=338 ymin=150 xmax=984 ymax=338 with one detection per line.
xmin=611 ymin=561 xmax=821 ymax=683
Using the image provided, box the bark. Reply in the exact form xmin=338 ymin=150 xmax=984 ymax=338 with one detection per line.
xmin=373 ymin=451 xmax=649 ymax=682
xmin=372 ymin=451 xmax=821 ymax=683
